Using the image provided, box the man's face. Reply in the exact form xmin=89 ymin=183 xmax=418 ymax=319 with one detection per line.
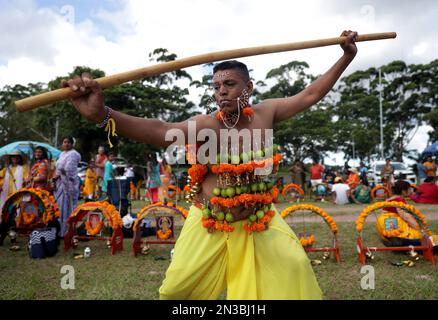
xmin=212 ymin=69 xmax=250 ymax=114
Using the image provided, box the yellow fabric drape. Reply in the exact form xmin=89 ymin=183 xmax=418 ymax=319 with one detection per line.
xmin=159 ymin=205 xmax=322 ymax=300
xmin=83 ymin=168 xmax=97 ymax=196
xmin=1 ymin=165 xmax=29 ymax=195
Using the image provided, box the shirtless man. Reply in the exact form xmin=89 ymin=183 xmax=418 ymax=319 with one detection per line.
xmin=62 ymin=30 xmax=358 ymax=300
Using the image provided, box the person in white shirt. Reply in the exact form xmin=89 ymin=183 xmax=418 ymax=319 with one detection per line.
xmin=330 ymin=177 xmax=351 ymax=205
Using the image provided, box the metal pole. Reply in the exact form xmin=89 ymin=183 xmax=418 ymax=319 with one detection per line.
xmin=379 ymin=69 xmax=384 ymax=159
xmin=352 ymin=138 xmax=356 ymax=159
xmin=54 ymin=118 xmax=59 ymax=148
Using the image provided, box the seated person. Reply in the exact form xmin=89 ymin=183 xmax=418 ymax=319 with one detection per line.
xmin=351 ymin=180 xmax=371 ymax=204
xmin=346 ymin=167 xmax=360 ymax=191
xmin=330 ymin=177 xmax=351 ymax=205
xmin=378 ymin=180 xmax=422 ymax=247
xmin=410 ymin=177 xmax=438 ymax=204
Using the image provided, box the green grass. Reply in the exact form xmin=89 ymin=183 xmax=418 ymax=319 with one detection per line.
xmin=0 ymin=200 xmax=437 ymax=300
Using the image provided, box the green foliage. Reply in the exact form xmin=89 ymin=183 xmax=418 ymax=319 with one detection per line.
xmin=0 ymin=50 xmax=199 ymax=164
xmin=0 ymin=52 xmax=436 ymax=166
xmin=333 ymin=59 xmax=437 ymax=161
xmin=0 ymin=83 xmax=45 ymax=145
xmin=253 ymin=60 xmax=333 ymax=162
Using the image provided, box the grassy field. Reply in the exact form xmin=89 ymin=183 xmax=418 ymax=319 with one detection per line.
xmin=0 ymin=197 xmax=437 ymax=300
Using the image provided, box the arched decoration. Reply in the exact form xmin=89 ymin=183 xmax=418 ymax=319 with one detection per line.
xmin=64 ymin=201 xmax=124 ymax=255
xmin=355 ymin=201 xmax=435 ymax=265
xmin=282 ymin=183 xmax=305 ymax=202
xmin=370 ymin=185 xmax=392 ymax=201
xmin=280 ymin=204 xmax=340 ymax=263
xmin=132 ymin=202 xmax=188 ymax=256
xmin=0 ymin=188 xmax=59 ymax=238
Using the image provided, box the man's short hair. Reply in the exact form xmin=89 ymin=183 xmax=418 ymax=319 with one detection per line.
xmin=424 ymin=176 xmax=435 ymax=183
xmin=213 ymin=60 xmax=250 ymax=81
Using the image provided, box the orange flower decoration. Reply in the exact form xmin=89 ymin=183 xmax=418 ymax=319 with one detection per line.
xmin=157 ymin=229 xmax=172 ymax=240
xmin=216 ymin=111 xmax=225 ymax=121
xmin=188 ymin=164 xmax=208 ymax=184
xmin=243 ymin=107 xmax=254 ymax=118
xmin=22 ymin=212 xmax=37 ymax=225
xmin=85 ymin=221 xmax=104 ymax=236
xmin=282 ymin=183 xmax=305 ymax=196
xmin=7 ymin=188 xmax=60 ymax=226
xmin=280 ymin=204 xmax=338 ymax=234
xmin=300 ymin=234 xmax=315 ymax=247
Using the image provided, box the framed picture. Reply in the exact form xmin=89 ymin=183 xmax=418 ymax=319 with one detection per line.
xmin=156 ymin=216 xmax=174 ymax=240
xmin=384 ymin=218 xmax=399 ymax=231
xmin=86 ymin=211 xmax=103 ymax=236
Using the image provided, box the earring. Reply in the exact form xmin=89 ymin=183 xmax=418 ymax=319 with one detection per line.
xmin=239 ymin=89 xmax=254 ymax=120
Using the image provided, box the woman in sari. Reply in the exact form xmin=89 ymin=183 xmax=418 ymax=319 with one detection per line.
xmin=25 ymin=146 xmax=50 ymax=190
xmin=53 ymin=137 xmax=81 ymax=237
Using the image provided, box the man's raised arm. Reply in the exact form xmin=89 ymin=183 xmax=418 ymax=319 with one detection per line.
xmin=61 ymin=73 xmax=189 ymax=148
xmin=269 ymin=30 xmax=358 ymax=123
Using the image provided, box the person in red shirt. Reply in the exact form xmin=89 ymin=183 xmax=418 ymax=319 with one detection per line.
xmin=410 ymin=177 xmax=438 ymax=204
xmin=309 ymin=160 xmax=325 ymax=191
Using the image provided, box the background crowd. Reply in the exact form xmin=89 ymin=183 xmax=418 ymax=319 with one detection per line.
xmin=1 ymin=138 xmax=438 ymax=237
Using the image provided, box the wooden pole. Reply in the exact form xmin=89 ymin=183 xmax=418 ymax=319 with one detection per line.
xmin=15 ymin=32 xmax=396 ymax=112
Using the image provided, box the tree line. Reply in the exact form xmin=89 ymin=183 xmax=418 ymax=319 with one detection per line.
xmin=1 ymin=48 xmax=436 ymax=166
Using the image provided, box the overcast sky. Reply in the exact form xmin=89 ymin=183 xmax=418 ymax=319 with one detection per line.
xmin=1 ymin=0 xmax=436 ymax=164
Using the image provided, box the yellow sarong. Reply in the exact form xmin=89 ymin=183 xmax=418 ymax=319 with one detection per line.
xmin=159 ymin=205 xmax=323 ymax=300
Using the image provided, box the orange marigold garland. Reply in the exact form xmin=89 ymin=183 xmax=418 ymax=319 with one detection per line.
xmin=216 ymin=111 xmax=225 ymax=121
xmin=355 ymin=201 xmax=432 ymax=236
xmin=6 ymin=188 xmax=60 ymax=226
xmin=22 ymin=212 xmax=37 ymax=225
xmin=85 ymin=221 xmax=104 ymax=236
xmin=188 ymin=164 xmax=208 ymax=184
xmin=300 ymin=234 xmax=316 ymax=247
xmin=282 ymin=183 xmax=305 ymax=197
xmin=370 ymin=185 xmax=392 ymax=201
xmin=184 ymin=139 xmax=283 ymax=234
xmin=157 ymin=229 xmax=172 ymax=240
xmin=280 ymin=204 xmax=338 ymax=234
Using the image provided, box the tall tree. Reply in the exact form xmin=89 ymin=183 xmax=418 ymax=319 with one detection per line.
xmin=0 ymin=83 xmax=46 ymax=145
xmin=253 ymin=61 xmax=335 ymax=162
